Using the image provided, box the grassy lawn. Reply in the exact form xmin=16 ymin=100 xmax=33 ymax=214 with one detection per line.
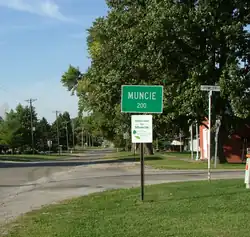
xmin=0 ymin=153 xmax=69 ymax=162
xmin=105 ymin=151 xmax=245 ymax=169
xmin=161 ymin=151 xmax=192 ymax=159
xmin=3 ymin=179 xmax=249 ymax=237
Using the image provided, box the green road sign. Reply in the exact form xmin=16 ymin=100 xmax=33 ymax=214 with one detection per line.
xmin=121 ymin=85 xmax=163 ymax=113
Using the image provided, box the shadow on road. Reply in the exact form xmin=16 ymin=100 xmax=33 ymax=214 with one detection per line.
xmin=0 ymin=156 xmax=163 ymax=168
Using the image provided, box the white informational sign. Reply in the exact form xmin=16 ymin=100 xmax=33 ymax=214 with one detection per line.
xmin=131 ymin=115 xmax=152 ymax=143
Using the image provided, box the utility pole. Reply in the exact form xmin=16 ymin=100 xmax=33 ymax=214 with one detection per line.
xmin=53 ymin=110 xmax=61 ymax=154
xmin=72 ymin=120 xmax=75 ymax=150
xmin=25 ymin=98 xmax=37 ymax=154
xmin=63 ymin=122 xmax=69 ymax=151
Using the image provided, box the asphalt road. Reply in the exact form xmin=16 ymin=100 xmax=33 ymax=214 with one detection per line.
xmin=0 ymin=149 xmax=245 ymax=227
xmin=0 ymin=149 xmax=113 ymax=184
xmin=0 ymin=149 xmax=114 ymax=201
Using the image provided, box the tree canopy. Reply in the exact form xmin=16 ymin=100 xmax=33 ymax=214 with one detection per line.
xmin=61 ymin=0 xmax=250 ymax=160
xmin=0 ymin=104 xmax=99 ymax=153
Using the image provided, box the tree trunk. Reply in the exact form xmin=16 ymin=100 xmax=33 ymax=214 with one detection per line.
xmin=135 ymin=143 xmax=140 ymax=152
xmin=134 ymin=143 xmax=154 ymax=155
xmin=145 ymin=143 xmax=154 ymax=155
xmin=217 ymin=122 xmax=228 ymax=163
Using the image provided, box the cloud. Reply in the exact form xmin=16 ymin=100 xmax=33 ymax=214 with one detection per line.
xmin=0 ymin=0 xmax=73 ymax=22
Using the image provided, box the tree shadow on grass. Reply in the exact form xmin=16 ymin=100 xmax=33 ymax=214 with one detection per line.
xmin=145 ymin=189 xmax=246 ymax=204
xmin=115 ymin=156 xmax=163 ymax=162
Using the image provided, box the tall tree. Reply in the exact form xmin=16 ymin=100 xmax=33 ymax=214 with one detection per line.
xmin=62 ymin=0 xmax=250 ymax=160
xmin=15 ymin=104 xmax=38 ymax=151
xmin=36 ymin=117 xmax=51 ymax=151
xmin=0 ymin=110 xmax=21 ymax=151
xmin=51 ymin=111 xmax=73 ymax=150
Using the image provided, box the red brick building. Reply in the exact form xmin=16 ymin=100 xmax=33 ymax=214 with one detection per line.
xmin=199 ymin=120 xmax=249 ymax=163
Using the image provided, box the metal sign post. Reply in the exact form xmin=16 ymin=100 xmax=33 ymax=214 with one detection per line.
xmin=208 ymin=90 xmax=212 ymax=181
xmin=121 ymin=85 xmax=163 ymax=201
xmin=190 ymin=123 xmax=194 ymax=160
xmin=131 ymin=115 xmax=153 ymax=201
xmin=140 ymin=143 xmax=144 ymax=200
xmin=200 ymin=85 xmax=220 ymax=181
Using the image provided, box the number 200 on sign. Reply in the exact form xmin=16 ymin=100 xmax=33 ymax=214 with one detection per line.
xmin=137 ymin=103 xmax=146 ymax=108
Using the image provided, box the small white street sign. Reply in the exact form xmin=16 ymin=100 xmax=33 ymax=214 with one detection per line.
xmin=131 ymin=115 xmax=152 ymax=143
xmin=200 ymin=85 xmax=220 ymax=92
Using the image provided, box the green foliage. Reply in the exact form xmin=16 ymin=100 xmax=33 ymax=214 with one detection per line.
xmin=61 ymin=0 xmax=250 ymax=152
xmin=50 ymin=112 xmax=72 ymax=150
xmin=0 ymin=104 xmax=85 ymax=152
xmin=0 ymin=110 xmax=20 ymax=148
xmin=15 ymin=104 xmax=38 ymax=150
xmin=61 ymin=65 xmax=82 ymax=95
xmin=36 ymin=117 xmax=51 ymax=151
xmin=0 ymin=105 xmax=39 ymax=151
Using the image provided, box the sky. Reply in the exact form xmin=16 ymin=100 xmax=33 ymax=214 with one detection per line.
xmin=0 ymin=2 xmax=249 ymax=123
xmin=0 ymin=0 xmax=108 ymax=123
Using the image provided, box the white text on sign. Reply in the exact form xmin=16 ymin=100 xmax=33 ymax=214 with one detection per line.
xmin=128 ymin=92 xmax=156 ymax=100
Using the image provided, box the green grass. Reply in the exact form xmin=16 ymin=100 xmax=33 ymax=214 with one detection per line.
xmin=105 ymin=151 xmax=245 ymax=169
xmin=0 ymin=153 xmax=69 ymax=162
xmin=3 ymin=179 xmax=249 ymax=237
xmin=162 ymin=151 xmax=192 ymax=159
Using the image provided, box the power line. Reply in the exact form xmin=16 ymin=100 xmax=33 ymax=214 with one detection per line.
xmin=25 ymin=98 xmax=37 ymax=154
xmin=53 ymin=110 xmax=61 ymax=154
